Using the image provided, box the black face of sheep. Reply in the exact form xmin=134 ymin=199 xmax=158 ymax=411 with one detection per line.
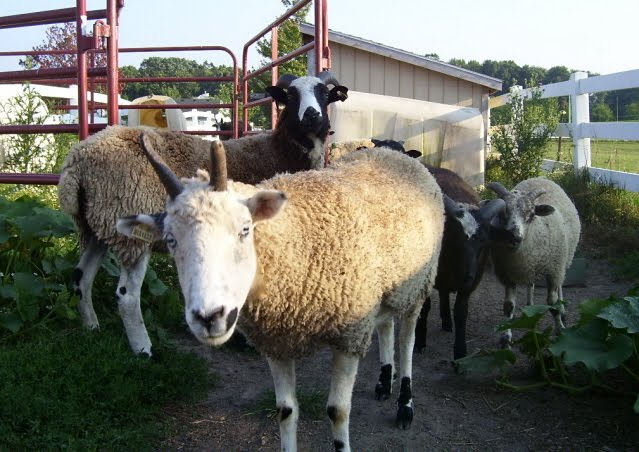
xmin=266 ymin=71 xmax=348 ymax=146
xmin=370 ymin=138 xmax=423 ymax=158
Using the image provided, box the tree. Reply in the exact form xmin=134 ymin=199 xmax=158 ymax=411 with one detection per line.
xmin=591 ymin=103 xmax=615 ymax=122
xmin=490 ymin=84 xmax=560 ymax=184
xmin=249 ymin=0 xmax=311 ymax=128
xmin=20 ymin=22 xmax=107 ymax=70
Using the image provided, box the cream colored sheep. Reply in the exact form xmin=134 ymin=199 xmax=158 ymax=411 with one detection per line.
xmin=58 ymin=72 xmax=349 ymax=356
xmin=488 ymin=177 xmax=581 ymax=347
xmin=117 ymin=139 xmax=445 ymax=452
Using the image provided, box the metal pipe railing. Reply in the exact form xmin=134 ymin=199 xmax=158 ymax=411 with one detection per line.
xmin=241 ymin=0 xmax=330 ymax=132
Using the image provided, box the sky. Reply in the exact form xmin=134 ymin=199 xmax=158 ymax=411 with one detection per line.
xmin=0 ymin=0 xmax=636 ymax=77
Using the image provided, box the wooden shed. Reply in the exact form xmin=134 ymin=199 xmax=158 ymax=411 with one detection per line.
xmin=300 ymin=23 xmax=501 ymax=118
xmin=300 ymin=23 xmax=502 ymax=186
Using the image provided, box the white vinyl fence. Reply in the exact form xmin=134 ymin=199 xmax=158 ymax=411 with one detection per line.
xmin=489 ymin=70 xmax=639 ymax=192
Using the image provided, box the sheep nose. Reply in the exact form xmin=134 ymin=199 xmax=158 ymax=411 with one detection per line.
xmin=301 ymin=107 xmax=321 ymax=127
xmin=193 ymin=306 xmax=225 ymax=329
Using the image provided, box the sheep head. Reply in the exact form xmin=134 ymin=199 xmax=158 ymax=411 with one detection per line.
xmin=116 ymin=135 xmax=287 ymax=347
xmin=487 ymin=182 xmax=555 ymax=249
xmin=266 ymin=72 xmax=348 ymax=140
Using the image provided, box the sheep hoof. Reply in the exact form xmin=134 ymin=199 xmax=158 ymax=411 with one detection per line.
xmin=375 ymin=364 xmax=393 ymax=400
xmin=499 ymin=333 xmax=512 ymax=349
xmin=395 ymin=405 xmax=413 ymax=429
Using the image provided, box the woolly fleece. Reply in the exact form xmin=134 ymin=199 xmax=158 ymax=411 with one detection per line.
xmin=491 ymin=177 xmax=581 ymax=287
xmin=58 ymin=124 xmax=322 ymax=267
xmin=237 ymin=147 xmax=445 ymax=359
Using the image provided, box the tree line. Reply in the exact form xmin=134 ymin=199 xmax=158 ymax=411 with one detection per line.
xmin=447 ymin=57 xmax=639 ymax=122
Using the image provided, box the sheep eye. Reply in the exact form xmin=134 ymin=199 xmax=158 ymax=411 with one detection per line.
xmin=164 ymin=233 xmax=177 ymax=250
xmin=239 ymin=223 xmax=251 ymax=240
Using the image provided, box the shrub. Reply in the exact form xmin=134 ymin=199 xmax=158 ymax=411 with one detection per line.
xmin=490 ymin=83 xmax=561 ymax=184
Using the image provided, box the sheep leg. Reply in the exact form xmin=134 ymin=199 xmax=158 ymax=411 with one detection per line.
xmin=73 ymin=237 xmax=107 ymax=329
xmin=453 ymin=291 xmax=470 ymax=360
xmin=500 ymin=285 xmax=517 ymax=349
xmin=526 ymin=284 xmax=535 ymax=305
xmin=375 ymin=317 xmax=395 ymax=399
xmin=546 ymin=275 xmax=566 ymax=332
xmin=116 ymin=250 xmax=152 ymax=356
xmin=327 ymin=349 xmax=359 ymax=452
xmin=266 ymin=357 xmax=298 ymax=452
xmin=439 ymin=290 xmax=453 ymax=332
xmin=414 ymin=296 xmax=430 ymax=353
xmin=396 ymin=305 xmax=420 ymax=430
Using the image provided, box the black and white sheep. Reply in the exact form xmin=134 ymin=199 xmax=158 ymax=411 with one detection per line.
xmin=116 ymin=137 xmax=444 ymax=451
xmin=57 ymin=72 xmax=348 ymax=356
xmin=415 ymin=166 xmax=505 ymax=359
xmin=487 ymin=177 xmax=581 ymax=347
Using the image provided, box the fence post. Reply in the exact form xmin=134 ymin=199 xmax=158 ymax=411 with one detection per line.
xmin=570 ymin=71 xmax=591 ymax=169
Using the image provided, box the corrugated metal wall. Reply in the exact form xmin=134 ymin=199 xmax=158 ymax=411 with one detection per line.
xmin=330 ymin=42 xmax=488 ymax=109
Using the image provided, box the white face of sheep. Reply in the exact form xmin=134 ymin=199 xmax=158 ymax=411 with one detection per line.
xmin=116 ymin=135 xmax=286 ymax=345
xmin=490 ymin=188 xmax=555 ymax=249
xmin=117 ymin=178 xmax=286 ymax=347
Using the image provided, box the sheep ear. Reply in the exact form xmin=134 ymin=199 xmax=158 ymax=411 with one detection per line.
xmin=116 ymin=213 xmax=165 ymax=243
xmin=405 ymin=149 xmax=422 ymax=158
xmin=535 ymin=204 xmax=555 ymax=217
xmin=266 ymin=86 xmax=287 ymax=106
xmin=328 ymin=85 xmax=348 ymax=103
xmin=245 ymin=191 xmax=287 ymax=223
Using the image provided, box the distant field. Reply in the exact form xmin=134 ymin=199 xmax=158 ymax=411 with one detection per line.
xmin=544 ymin=139 xmax=639 ymax=174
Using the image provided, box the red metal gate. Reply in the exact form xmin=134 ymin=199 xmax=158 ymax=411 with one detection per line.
xmin=0 ymin=0 xmax=330 ymax=185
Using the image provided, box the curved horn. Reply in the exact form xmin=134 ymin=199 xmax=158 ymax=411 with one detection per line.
xmin=209 ymin=141 xmax=228 ymax=191
xmin=139 ymin=133 xmax=183 ymax=200
xmin=275 ymin=74 xmax=298 ymax=89
xmin=528 ymin=188 xmax=547 ymax=201
xmin=487 ymin=182 xmax=511 ymax=199
xmin=442 ymin=193 xmax=462 ymax=217
xmin=478 ymin=198 xmax=506 ymax=222
xmin=316 ymin=71 xmax=341 ymax=87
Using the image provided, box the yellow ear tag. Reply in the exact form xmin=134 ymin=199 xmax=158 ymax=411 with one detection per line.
xmin=131 ymin=224 xmax=155 ymax=243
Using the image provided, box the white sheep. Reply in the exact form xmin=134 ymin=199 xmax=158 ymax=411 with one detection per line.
xmin=487 ymin=177 xmax=581 ymax=346
xmin=57 ymin=72 xmax=349 ymax=356
xmin=116 ymin=137 xmax=445 ymax=452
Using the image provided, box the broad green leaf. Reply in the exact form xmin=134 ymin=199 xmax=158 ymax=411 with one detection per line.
xmin=454 ymin=349 xmax=517 ymax=374
xmin=549 ymin=318 xmax=634 ymax=372
xmin=42 ymin=259 xmax=54 ymax=275
xmin=14 ymin=272 xmax=45 ymax=322
xmin=144 ymin=267 xmax=168 ymax=296
xmin=101 ymin=253 xmax=120 ymax=277
xmin=13 ymin=272 xmax=45 ymax=296
xmin=0 ymin=283 xmax=16 ymax=300
xmin=515 ymin=328 xmax=552 ymax=358
xmin=577 ymin=297 xmax=617 ymax=327
xmin=0 ymin=312 xmax=23 ymax=332
xmin=497 ymin=304 xmax=552 ymax=331
xmin=598 ymin=297 xmax=639 ymax=333
xmin=0 ymin=214 xmax=9 ymax=243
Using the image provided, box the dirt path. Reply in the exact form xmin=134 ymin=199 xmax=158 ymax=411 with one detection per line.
xmin=161 ymin=258 xmax=637 ymax=451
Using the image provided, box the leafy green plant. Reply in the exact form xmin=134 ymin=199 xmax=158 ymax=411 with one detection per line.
xmin=457 ymin=290 xmax=639 ymax=413
xmin=0 ymin=195 xmax=78 ymax=337
xmin=490 ymin=83 xmax=561 ymax=184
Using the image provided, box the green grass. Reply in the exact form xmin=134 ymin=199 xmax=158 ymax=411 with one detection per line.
xmin=544 ymin=139 xmax=639 ymax=173
xmin=0 ymin=324 xmax=214 ymax=450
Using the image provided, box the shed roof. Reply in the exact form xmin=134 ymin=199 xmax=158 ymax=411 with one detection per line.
xmin=300 ymin=23 xmax=502 ymax=92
